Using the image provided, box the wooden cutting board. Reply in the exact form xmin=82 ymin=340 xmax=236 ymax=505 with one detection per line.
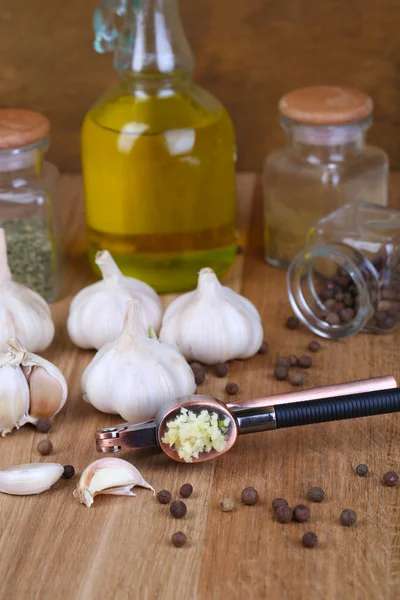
xmin=0 ymin=174 xmax=399 ymax=600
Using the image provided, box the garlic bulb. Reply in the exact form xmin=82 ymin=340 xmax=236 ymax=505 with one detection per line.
xmin=0 ymin=463 xmax=64 ymax=495
xmin=0 ymin=229 xmax=55 ymax=353
xmin=73 ymin=457 xmax=154 ymax=508
xmin=0 ymin=338 xmax=68 ymax=435
xmin=159 ymin=267 xmax=264 ymax=365
xmin=67 ymin=250 xmax=163 ymax=350
xmin=82 ymin=300 xmax=196 ymax=423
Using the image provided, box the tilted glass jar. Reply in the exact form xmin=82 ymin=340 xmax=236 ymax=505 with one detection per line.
xmin=287 ymin=202 xmax=400 ymax=339
xmin=0 ymin=109 xmax=61 ymax=301
xmin=263 ymin=86 xmax=388 ymax=269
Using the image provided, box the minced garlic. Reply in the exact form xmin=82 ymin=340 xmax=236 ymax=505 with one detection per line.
xmin=162 ymin=408 xmax=230 ymax=463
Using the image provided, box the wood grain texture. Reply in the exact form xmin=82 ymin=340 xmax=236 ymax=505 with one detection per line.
xmin=0 ymin=173 xmax=400 ymax=599
xmin=1 ymin=1 xmax=400 ymax=172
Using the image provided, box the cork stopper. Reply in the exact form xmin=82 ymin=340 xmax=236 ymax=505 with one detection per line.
xmin=0 ymin=109 xmax=50 ymax=149
xmin=279 ymin=86 xmax=373 ymax=125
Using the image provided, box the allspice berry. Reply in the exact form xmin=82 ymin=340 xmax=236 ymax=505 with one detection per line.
xmin=355 ymin=464 xmax=368 ymax=477
xmin=298 ymin=355 xmax=312 ymax=369
xmin=225 ymin=382 xmax=239 ymax=395
xmin=340 ymin=509 xmax=357 ymax=526
xmin=272 ymin=498 xmax=289 ymax=511
xmin=241 ymin=486 xmax=259 ymax=505
xmin=171 ymin=532 xmax=187 ymax=547
xmin=220 ymin=498 xmax=234 ymax=512
xmin=170 ymin=500 xmax=187 ymax=519
xmin=194 ymin=369 xmax=206 ymax=386
xmin=179 ymin=483 xmax=193 ymax=498
xmin=36 ymin=418 xmax=52 ymax=433
xmin=274 ymin=366 xmax=288 ymax=381
xmin=289 ymin=373 xmax=305 ymax=387
xmin=308 ymin=341 xmax=321 ymax=353
xmin=37 ymin=439 xmax=53 ymax=456
xmin=302 ymin=532 xmax=318 ymax=548
xmin=286 ymin=316 xmax=300 ymax=330
xmin=383 ymin=471 xmax=399 ymax=487
xmin=275 ymin=506 xmax=293 ymax=523
xmin=258 ymin=341 xmax=269 ymax=355
xmin=215 ymin=363 xmax=229 ymax=378
xmin=307 ymin=487 xmax=325 ymax=503
xmin=157 ymin=490 xmax=172 ymax=504
xmin=62 ymin=465 xmax=75 ymax=479
xmin=294 ymin=504 xmax=310 ymax=522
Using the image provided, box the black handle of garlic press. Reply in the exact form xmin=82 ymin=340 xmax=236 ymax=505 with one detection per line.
xmin=274 ymin=388 xmax=400 ymax=429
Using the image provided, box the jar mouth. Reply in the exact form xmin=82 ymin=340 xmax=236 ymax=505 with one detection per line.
xmin=280 ymin=116 xmax=371 ymax=146
xmin=0 ymin=138 xmax=48 ymax=172
xmin=287 ymin=244 xmax=378 ymax=339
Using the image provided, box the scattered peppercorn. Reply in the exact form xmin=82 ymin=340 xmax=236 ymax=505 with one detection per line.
xmin=226 ymin=382 xmax=239 ymax=395
xmin=308 ymin=341 xmax=321 ymax=353
xmin=286 ymin=316 xmax=300 ymax=330
xmin=62 ymin=465 xmax=75 ymax=479
xmin=36 ymin=418 xmax=52 ymax=433
xmin=355 ymin=464 xmax=368 ymax=477
xmin=179 ymin=483 xmax=193 ymax=498
xmin=294 ymin=504 xmax=310 ymax=522
xmin=340 ymin=509 xmax=357 ymax=526
xmin=272 ymin=498 xmax=289 ymax=511
xmin=171 ymin=532 xmax=187 ymax=547
xmin=289 ymin=373 xmax=305 ymax=386
xmin=298 ymin=355 xmax=312 ymax=369
xmin=157 ymin=490 xmax=172 ymax=504
xmin=220 ymin=498 xmax=234 ymax=512
xmin=194 ymin=369 xmax=206 ymax=385
xmin=258 ymin=341 xmax=269 ymax=355
xmin=241 ymin=486 xmax=259 ymax=506
xmin=325 ymin=312 xmax=340 ymax=326
xmin=276 ymin=356 xmax=291 ymax=369
xmin=302 ymin=532 xmax=318 ymax=548
xmin=288 ymin=355 xmax=298 ymax=366
xmin=307 ymin=487 xmax=325 ymax=503
xmin=37 ymin=439 xmax=53 ymax=456
xmin=275 ymin=506 xmax=293 ymax=523
xmin=274 ymin=366 xmax=289 ymax=381
xmin=170 ymin=500 xmax=187 ymax=519
xmin=383 ymin=471 xmax=399 ymax=487
xmin=215 ymin=363 xmax=229 ymax=378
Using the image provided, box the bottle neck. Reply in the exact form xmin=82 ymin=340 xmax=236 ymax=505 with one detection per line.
xmin=115 ymin=0 xmax=194 ymax=78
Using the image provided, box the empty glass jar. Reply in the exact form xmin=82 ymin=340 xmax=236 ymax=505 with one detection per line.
xmin=287 ymin=202 xmax=400 ymax=339
xmin=263 ymin=86 xmax=389 ymax=268
xmin=0 ymin=109 xmax=61 ymax=301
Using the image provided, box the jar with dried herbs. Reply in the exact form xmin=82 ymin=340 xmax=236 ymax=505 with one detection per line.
xmin=0 ymin=109 xmax=61 ymax=300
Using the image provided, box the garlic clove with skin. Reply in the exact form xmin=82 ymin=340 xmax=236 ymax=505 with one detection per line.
xmin=0 ymin=229 xmax=55 ymax=353
xmin=0 ymin=463 xmax=64 ymax=495
xmin=67 ymin=250 xmax=163 ymax=350
xmin=81 ymin=300 xmax=196 ymax=423
xmin=73 ymin=457 xmax=155 ymax=508
xmin=159 ymin=267 xmax=264 ymax=365
xmin=0 ymin=361 xmax=30 ymax=436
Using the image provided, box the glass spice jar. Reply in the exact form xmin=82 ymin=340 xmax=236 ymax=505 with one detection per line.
xmin=287 ymin=202 xmax=400 ymax=339
xmin=0 ymin=109 xmax=61 ymax=301
xmin=263 ymin=86 xmax=389 ymax=268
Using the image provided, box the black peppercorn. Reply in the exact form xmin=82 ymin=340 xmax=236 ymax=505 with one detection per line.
xmin=215 ymin=363 xmax=229 ymax=378
xmin=274 ymin=366 xmax=288 ymax=381
xmin=157 ymin=490 xmax=172 ymax=504
xmin=179 ymin=484 xmax=193 ymax=498
xmin=340 ymin=509 xmax=357 ymax=526
xmin=171 ymin=532 xmax=187 ymax=547
xmin=37 ymin=439 xmax=53 ymax=456
xmin=170 ymin=500 xmax=187 ymax=519
xmin=355 ymin=464 xmax=368 ymax=477
xmin=62 ymin=465 xmax=75 ymax=479
xmin=258 ymin=341 xmax=269 ymax=355
xmin=294 ymin=504 xmax=310 ymax=522
xmin=241 ymin=486 xmax=259 ymax=505
xmin=308 ymin=341 xmax=321 ymax=353
xmin=286 ymin=316 xmax=300 ymax=330
xmin=383 ymin=471 xmax=399 ymax=487
xmin=307 ymin=487 xmax=325 ymax=503
xmin=36 ymin=418 xmax=52 ymax=433
xmin=275 ymin=506 xmax=293 ymax=523
xmin=302 ymin=532 xmax=318 ymax=548
xmin=298 ymin=355 xmax=312 ymax=369
xmin=225 ymin=382 xmax=239 ymax=395
xmin=272 ymin=498 xmax=289 ymax=511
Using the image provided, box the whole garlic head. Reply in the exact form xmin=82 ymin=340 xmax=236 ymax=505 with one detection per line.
xmin=0 ymin=338 xmax=68 ymax=435
xmin=159 ymin=267 xmax=264 ymax=365
xmin=0 ymin=229 xmax=55 ymax=353
xmin=82 ymin=300 xmax=196 ymax=423
xmin=67 ymin=250 xmax=163 ymax=350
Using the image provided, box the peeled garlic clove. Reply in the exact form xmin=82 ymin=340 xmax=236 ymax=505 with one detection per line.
xmin=159 ymin=267 xmax=264 ymax=365
xmin=0 ymin=363 xmax=30 ymax=436
xmin=67 ymin=250 xmax=163 ymax=350
xmin=73 ymin=457 xmax=155 ymax=508
xmin=0 ymin=463 xmax=64 ymax=495
xmin=81 ymin=300 xmax=196 ymax=423
xmin=0 ymin=229 xmax=55 ymax=353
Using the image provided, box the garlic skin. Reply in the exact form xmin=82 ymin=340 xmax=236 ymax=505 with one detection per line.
xmin=0 ymin=229 xmax=55 ymax=353
xmin=0 ymin=463 xmax=64 ymax=495
xmin=0 ymin=338 xmax=68 ymax=435
xmin=73 ymin=457 xmax=155 ymax=508
xmin=67 ymin=250 xmax=163 ymax=350
xmin=159 ymin=267 xmax=264 ymax=365
xmin=82 ymin=300 xmax=196 ymax=423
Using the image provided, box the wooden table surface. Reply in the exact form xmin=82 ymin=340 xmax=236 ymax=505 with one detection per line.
xmin=1 ymin=174 xmax=400 ymax=600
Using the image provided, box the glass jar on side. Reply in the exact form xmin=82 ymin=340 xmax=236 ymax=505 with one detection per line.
xmin=82 ymin=0 xmax=237 ymax=293
xmin=263 ymin=86 xmax=388 ymax=269
xmin=287 ymin=202 xmax=400 ymax=339
xmin=0 ymin=110 xmax=61 ymax=301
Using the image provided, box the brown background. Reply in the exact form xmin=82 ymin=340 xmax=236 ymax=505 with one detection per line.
xmin=0 ymin=0 xmax=399 ymax=172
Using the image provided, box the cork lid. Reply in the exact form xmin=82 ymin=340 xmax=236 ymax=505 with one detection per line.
xmin=279 ymin=86 xmax=373 ymax=125
xmin=0 ymin=109 xmax=50 ymax=149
